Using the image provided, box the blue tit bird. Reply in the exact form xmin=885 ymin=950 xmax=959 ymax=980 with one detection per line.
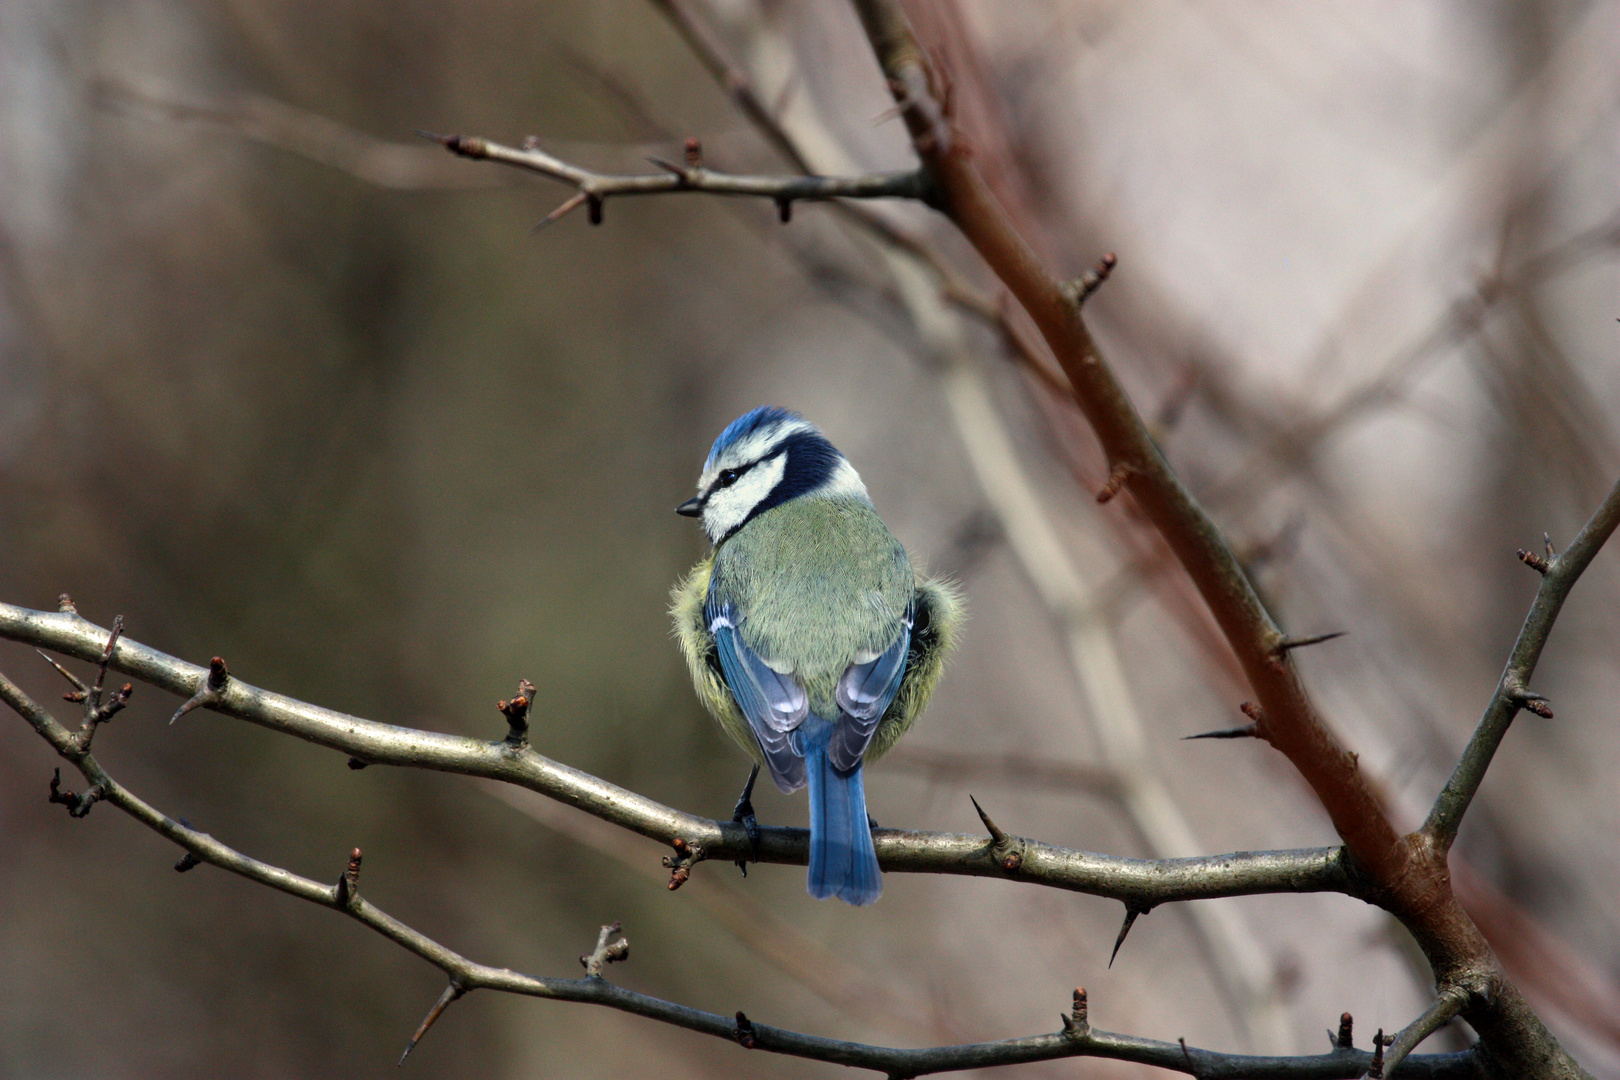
xmin=671 ymin=407 xmax=961 ymax=905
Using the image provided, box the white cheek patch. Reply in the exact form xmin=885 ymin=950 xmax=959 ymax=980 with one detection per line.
xmin=703 ymin=452 xmax=787 ymax=541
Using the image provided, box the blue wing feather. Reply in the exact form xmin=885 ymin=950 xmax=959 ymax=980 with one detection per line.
xmin=828 ymin=601 xmax=913 ymax=774
xmin=706 ymin=598 xmax=809 ymax=792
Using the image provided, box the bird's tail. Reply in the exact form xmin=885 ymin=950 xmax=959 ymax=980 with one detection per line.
xmin=806 ymin=744 xmax=881 ymax=905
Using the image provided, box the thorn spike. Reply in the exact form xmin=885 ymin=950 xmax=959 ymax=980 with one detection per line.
xmin=968 ymin=795 xmax=1007 ymax=844
xmin=1109 ymin=906 xmax=1144 ymax=967
xmin=1276 ymin=630 xmax=1347 ymax=654
xmin=399 ymin=984 xmax=464 ymax=1065
xmin=1181 ymin=724 xmax=1258 ymax=741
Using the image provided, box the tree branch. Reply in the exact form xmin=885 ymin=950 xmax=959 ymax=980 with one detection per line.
xmin=842 ymin=2 xmax=1592 ymax=1075
xmin=847 ymin=0 xmax=1399 ymax=886
xmin=0 ymin=668 xmax=1477 ymax=1078
xmin=1424 ymin=475 xmax=1620 ymax=849
xmin=421 ymin=130 xmax=933 ymax=226
xmin=38 ymin=7 xmax=1610 ymax=1075
xmin=0 ymin=600 xmax=1352 ymax=907
xmin=1377 ymin=983 xmax=1479 ymax=1079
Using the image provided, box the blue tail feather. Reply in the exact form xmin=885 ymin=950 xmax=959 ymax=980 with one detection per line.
xmin=806 ymin=744 xmax=881 ymax=905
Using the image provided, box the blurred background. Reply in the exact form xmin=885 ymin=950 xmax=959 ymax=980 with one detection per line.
xmin=2 ymin=1 xmax=1618 ymax=1077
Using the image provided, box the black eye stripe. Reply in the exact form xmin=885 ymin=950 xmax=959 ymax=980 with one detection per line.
xmin=712 ymin=459 xmax=758 ymax=491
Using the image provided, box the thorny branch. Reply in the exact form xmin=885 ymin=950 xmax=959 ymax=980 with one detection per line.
xmin=420 ymin=130 xmax=933 ymax=228
xmin=1375 ymin=983 xmax=1480 ymax=1080
xmin=0 ymin=600 xmax=1353 ymax=908
xmin=0 ymin=647 xmax=1479 ymax=1078
xmin=1424 ymin=475 xmax=1620 ymax=849
xmin=842 ymin=2 xmax=1597 ymax=1076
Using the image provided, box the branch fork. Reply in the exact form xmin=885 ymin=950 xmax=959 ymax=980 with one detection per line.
xmin=662 ymin=835 xmax=705 ymax=890
xmin=420 ymin=128 xmax=933 ymax=230
xmin=39 ymin=615 xmax=132 ymax=755
xmin=580 ymin=921 xmax=630 ymax=978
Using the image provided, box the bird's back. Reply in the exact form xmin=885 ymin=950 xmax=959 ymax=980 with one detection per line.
xmin=709 ymin=495 xmax=912 ymax=717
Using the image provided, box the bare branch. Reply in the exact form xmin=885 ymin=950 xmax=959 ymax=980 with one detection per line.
xmin=1376 ymin=983 xmax=1478 ymax=1078
xmin=580 ymin=922 xmax=631 ymax=977
xmin=0 ymin=601 xmax=1356 ymax=908
xmin=1424 ymin=475 xmax=1620 ymax=849
xmin=642 ymin=0 xmax=1075 ymax=399
xmin=843 ymin=2 xmax=1589 ymax=1073
xmin=419 ymin=130 xmax=933 ymax=225
xmin=0 ymin=665 xmax=1481 ymax=1079
xmin=850 ymin=0 xmax=1400 ymax=898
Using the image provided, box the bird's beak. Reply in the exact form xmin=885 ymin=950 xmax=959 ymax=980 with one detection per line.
xmin=675 ymin=496 xmax=704 ymax=517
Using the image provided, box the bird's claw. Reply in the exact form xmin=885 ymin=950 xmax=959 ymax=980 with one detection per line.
xmin=732 ymin=764 xmax=762 ymax=875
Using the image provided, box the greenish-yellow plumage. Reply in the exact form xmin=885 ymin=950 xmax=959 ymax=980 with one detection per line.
xmin=672 ymin=496 xmax=961 ymax=768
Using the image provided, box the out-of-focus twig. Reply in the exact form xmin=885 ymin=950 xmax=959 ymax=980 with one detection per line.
xmin=1201 ymin=215 xmax=1620 ymax=517
xmin=878 ymin=747 xmax=1120 ymax=800
xmin=97 ymin=78 xmax=504 ymax=190
xmin=421 ymin=129 xmax=930 ymax=227
xmin=1424 ymin=474 xmax=1620 ymax=849
xmin=658 ymin=0 xmax=1312 ymax=1047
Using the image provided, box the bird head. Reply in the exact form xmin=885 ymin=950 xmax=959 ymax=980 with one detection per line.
xmin=677 ymin=407 xmax=870 ymax=543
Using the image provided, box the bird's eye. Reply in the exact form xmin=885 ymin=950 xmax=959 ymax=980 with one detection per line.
xmin=718 ymin=469 xmax=740 ymax=488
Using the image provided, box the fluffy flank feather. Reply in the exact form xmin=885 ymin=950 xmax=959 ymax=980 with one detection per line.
xmin=670 ymin=556 xmax=760 ymax=766
xmin=864 ymin=574 xmax=963 ymax=762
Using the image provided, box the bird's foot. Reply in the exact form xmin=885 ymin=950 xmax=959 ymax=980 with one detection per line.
xmin=732 ymin=764 xmax=762 ymax=876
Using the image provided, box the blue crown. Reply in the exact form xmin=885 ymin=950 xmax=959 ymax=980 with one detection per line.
xmin=705 ymin=406 xmax=807 ymax=470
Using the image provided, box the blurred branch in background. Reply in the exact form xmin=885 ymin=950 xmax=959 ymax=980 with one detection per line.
xmin=477 ymin=780 xmax=945 ymax=1040
xmin=98 ymin=78 xmax=507 ymax=191
xmin=647 ymin=0 xmax=1295 ymax=1047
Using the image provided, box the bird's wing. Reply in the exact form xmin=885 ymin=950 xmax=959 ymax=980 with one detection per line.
xmin=706 ymin=598 xmax=809 ymax=792
xmin=828 ymin=601 xmax=913 ymax=774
